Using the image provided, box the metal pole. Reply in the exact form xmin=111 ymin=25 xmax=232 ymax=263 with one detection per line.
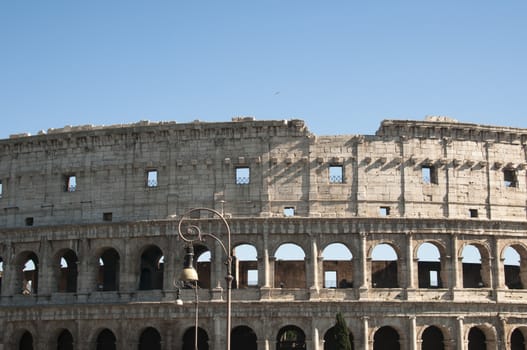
xmin=194 ymin=280 xmax=199 ymax=350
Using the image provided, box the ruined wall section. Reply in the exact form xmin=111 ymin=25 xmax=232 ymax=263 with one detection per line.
xmin=0 ymin=120 xmax=311 ymax=228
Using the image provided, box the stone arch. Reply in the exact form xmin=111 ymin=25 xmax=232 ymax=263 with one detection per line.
xmin=54 ymin=249 xmax=79 ymax=293
xmin=138 ymin=327 xmax=161 ymax=350
xmin=138 ymin=245 xmax=164 ymax=290
xmin=15 ymin=251 xmax=39 ymax=295
xmin=231 ymin=325 xmax=257 ymax=350
xmin=461 ymin=242 xmax=491 ymax=288
xmin=182 ymin=326 xmax=209 ymax=350
xmin=321 ymin=242 xmax=353 ymax=289
xmin=274 ymin=243 xmax=307 ymax=288
xmin=420 ymin=325 xmax=445 ymax=350
xmin=323 ymin=323 xmax=354 ymax=350
xmin=373 ymin=325 xmax=400 ymax=350
xmin=510 ymin=326 xmax=527 ymax=350
xmin=502 ymin=243 xmax=527 ymax=289
xmin=232 ymin=243 xmax=258 ymax=288
xmin=276 ymin=325 xmax=306 ymax=350
xmin=18 ymin=330 xmax=34 ymax=350
xmin=416 ymin=242 xmax=446 ymax=288
xmin=96 ymin=248 xmax=120 ymax=291
xmin=370 ymin=243 xmax=399 ymax=288
xmin=95 ymin=328 xmax=117 ymax=350
xmin=466 ymin=324 xmax=497 ymax=350
xmin=56 ymin=328 xmax=74 ymax=350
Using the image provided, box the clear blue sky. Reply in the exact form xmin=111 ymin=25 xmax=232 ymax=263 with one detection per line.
xmin=1 ymin=1 xmax=526 ymax=139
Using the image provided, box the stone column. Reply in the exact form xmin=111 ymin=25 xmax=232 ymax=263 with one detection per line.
xmin=362 ymin=316 xmax=370 ymax=350
xmin=257 ymin=339 xmax=270 ymax=350
xmin=451 ymin=235 xmax=461 ymax=290
xmin=406 ymin=232 xmax=415 ymax=290
xmin=312 ymin=326 xmax=320 ymax=350
xmin=457 ymin=316 xmax=464 ymax=350
xmin=492 ymin=237 xmax=505 ymax=290
xmin=359 ymin=232 xmax=369 ymax=292
xmin=309 ymin=239 xmax=319 ymax=290
xmin=409 ymin=316 xmax=417 ymax=350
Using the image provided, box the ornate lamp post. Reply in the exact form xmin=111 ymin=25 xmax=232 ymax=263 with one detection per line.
xmin=177 ymin=207 xmax=233 ymax=350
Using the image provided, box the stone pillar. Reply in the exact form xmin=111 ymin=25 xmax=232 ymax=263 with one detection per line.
xmin=362 ymin=316 xmax=370 ymax=350
xmin=451 ymin=235 xmax=461 ymax=290
xmin=214 ymin=315 xmax=223 ymax=350
xmin=309 ymin=239 xmax=319 ymax=290
xmin=359 ymin=232 xmax=369 ymax=292
xmin=492 ymin=237 xmax=505 ymax=290
xmin=257 ymin=339 xmax=270 ymax=350
xmin=409 ymin=316 xmax=417 ymax=350
xmin=457 ymin=316 xmax=464 ymax=350
xmin=312 ymin=326 xmax=320 ymax=350
xmin=406 ymin=232 xmax=415 ymax=289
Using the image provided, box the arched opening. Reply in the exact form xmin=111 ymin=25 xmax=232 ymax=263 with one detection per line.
xmin=138 ymin=327 xmax=161 ymax=350
xmin=511 ymin=328 xmax=526 ymax=350
xmin=462 ymin=245 xmax=488 ymax=288
xmin=233 ymin=244 xmax=258 ymax=288
xmin=97 ymin=248 xmax=120 ymax=291
xmin=19 ymin=331 xmax=33 ymax=350
xmin=323 ymin=325 xmax=354 ymax=350
xmin=139 ymin=245 xmax=164 ymax=290
xmin=504 ymin=245 xmax=527 ymax=289
xmin=57 ymin=329 xmax=74 ymax=350
xmin=468 ymin=327 xmax=486 ymax=350
xmin=182 ymin=327 xmax=209 ymax=350
xmin=274 ymin=243 xmax=306 ymax=288
xmin=371 ymin=244 xmax=398 ymax=288
xmin=417 ymin=243 xmax=443 ymax=288
xmin=421 ymin=326 xmax=444 ymax=350
xmin=322 ymin=243 xmax=353 ymax=289
xmin=57 ymin=250 xmax=78 ymax=293
xmin=276 ymin=325 xmax=306 ymax=350
xmin=195 ymin=245 xmax=211 ymax=289
xmin=18 ymin=252 xmax=38 ymax=295
xmin=373 ymin=326 xmax=399 ymax=350
xmin=231 ymin=325 xmax=257 ymax=350
xmin=96 ymin=329 xmax=116 ymax=350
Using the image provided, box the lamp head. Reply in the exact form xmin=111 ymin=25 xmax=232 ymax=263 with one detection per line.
xmin=180 ymin=244 xmax=199 ymax=282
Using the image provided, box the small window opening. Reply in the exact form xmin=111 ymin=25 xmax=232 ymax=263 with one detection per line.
xmin=380 ymin=206 xmax=390 ymax=216
xmin=429 ymin=271 xmax=439 ymax=287
xmin=65 ymin=175 xmax=76 ymax=192
xmin=0 ymin=180 xmax=3 ymax=198
xmin=25 ymin=217 xmax=34 ymax=226
xmin=103 ymin=212 xmax=113 ymax=222
xmin=236 ymin=167 xmax=250 ymax=185
xmin=284 ymin=207 xmax=295 ymax=217
xmin=247 ymin=270 xmax=258 ymax=286
xmin=422 ymin=165 xmax=437 ymax=184
xmin=504 ymin=169 xmax=518 ymax=187
xmin=329 ymin=165 xmax=343 ymax=183
xmin=324 ymin=271 xmax=337 ymax=288
xmin=147 ymin=170 xmax=158 ymax=188
xmin=469 ymin=209 xmax=478 ymax=218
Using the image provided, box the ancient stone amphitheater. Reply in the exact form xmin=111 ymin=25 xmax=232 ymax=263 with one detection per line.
xmin=1 ymin=117 xmax=527 ymax=350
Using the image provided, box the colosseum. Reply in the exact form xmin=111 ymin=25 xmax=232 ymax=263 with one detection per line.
xmin=1 ymin=117 xmax=527 ymax=350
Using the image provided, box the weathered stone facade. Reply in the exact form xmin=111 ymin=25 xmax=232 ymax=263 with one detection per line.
xmin=1 ymin=117 xmax=527 ymax=349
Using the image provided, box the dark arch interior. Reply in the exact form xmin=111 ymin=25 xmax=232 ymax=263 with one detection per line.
xmin=98 ymin=249 xmax=120 ymax=291
xmin=96 ymin=329 xmax=116 ymax=350
xmin=57 ymin=329 xmax=74 ymax=350
xmin=138 ymin=327 xmax=161 ymax=350
xmin=511 ymin=328 xmax=525 ymax=350
xmin=276 ymin=325 xmax=306 ymax=350
xmin=19 ymin=331 xmax=33 ymax=350
xmin=231 ymin=326 xmax=257 ymax=350
xmin=182 ymin=327 xmax=209 ymax=350
xmin=373 ymin=326 xmax=400 ymax=350
xmin=139 ymin=246 xmax=164 ymax=290
xmin=468 ymin=327 xmax=486 ymax=350
xmin=421 ymin=326 xmax=444 ymax=350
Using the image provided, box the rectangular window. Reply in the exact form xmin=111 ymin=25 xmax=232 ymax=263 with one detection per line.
xmin=247 ymin=270 xmax=258 ymax=286
xmin=146 ymin=170 xmax=158 ymax=188
xmin=103 ymin=212 xmax=113 ymax=222
xmin=430 ymin=271 xmax=439 ymax=287
xmin=235 ymin=167 xmax=250 ymax=185
xmin=422 ymin=165 xmax=438 ymax=184
xmin=324 ymin=271 xmax=337 ymax=288
xmin=329 ymin=165 xmax=343 ymax=183
xmin=469 ymin=209 xmax=478 ymax=218
xmin=65 ymin=175 xmax=76 ymax=192
xmin=25 ymin=217 xmax=34 ymax=226
xmin=283 ymin=207 xmax=295 ymax=217
xmin=504 ymin=169 xmax=518 ymax=187
xmin=0 ymin=180 xmax=3 ymax=198
xmin=380 ymin=206 xmax=390 ymax=216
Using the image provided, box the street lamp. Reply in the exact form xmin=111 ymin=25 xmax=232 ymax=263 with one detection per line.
xmin=177 ymin=207 xmax=233 ymax=350
xmin=176 ymin=244 xmax=200 ymax=350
